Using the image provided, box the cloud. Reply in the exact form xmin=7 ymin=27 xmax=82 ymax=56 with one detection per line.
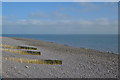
xmin=3 ymin=18 xmax=118 ymax=34
xmin=3 ymin=17 xmax=117 ymax=28
xmin=53 ymin=12 xmax=73 ymax=19
xmin=79 ymin=3 xmax=100 ymax=12
xmin=78 ymin=19 xmax=94 ymax=26
xmin=2 ymin=11 xmax=118 ymax=34
xmin=0 ymin=18 xmax=1 ymax=27
xmin=95 ymin=18 xmax=110 ymax=26
xmin=79 ymin=2 xmax=118 ymax=12
xmin=29 ymin=12 xmax=48 ymax=19
xmin=28 ymin=11 xmax=74 ymax=20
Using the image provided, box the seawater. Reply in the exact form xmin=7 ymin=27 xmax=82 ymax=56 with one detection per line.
xmin=2 ymin=34 xmax=118 ymax=54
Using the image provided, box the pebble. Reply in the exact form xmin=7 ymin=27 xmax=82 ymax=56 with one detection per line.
xmin=25 ymin=66 xmax=29 ymax=68
xmin=14 ymin=66 xmax=16 ymax=69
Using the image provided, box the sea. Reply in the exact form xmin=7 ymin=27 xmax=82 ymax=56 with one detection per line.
xmin=2 ymin=34 xmax=118 ymax=54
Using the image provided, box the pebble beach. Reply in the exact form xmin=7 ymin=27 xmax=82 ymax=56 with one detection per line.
xmin=1 ymin=37 xmax=118 ymax=78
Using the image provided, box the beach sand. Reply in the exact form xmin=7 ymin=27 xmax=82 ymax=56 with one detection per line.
xmin=2 ymin=37 xmax=118 ymax=78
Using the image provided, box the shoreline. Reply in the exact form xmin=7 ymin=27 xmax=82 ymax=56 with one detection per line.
xmin=2 ymin=37 xmax=118 ymax=78
xmin=2 ymin=34 xmax=118 ymax=54
xmin=12 ymin=37 xmax=118 ymax=55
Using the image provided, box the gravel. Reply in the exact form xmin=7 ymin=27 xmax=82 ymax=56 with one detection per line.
xmin=2 ymin=37 xmax=118 ymax=78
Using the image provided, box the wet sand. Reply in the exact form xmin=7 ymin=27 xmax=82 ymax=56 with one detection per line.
xmin=2 ymin=37 xmax=118 ymax=78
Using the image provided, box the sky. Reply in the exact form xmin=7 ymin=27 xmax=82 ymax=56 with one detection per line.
xmin=2 ymin=0 xmax=120 ymax=2
xmin=2 ymin=2 xmax=118 ymax=34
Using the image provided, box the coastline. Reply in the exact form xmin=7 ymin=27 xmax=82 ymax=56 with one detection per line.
xmin=2 ymin=37 xmax=118 ymax=78
xmin=2 ymin=34 xmax=118 ymax=54
xmin=12 ymin=37 xmax=118 ymax=54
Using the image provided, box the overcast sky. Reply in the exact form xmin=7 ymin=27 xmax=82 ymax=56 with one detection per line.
xmin=2 ymin=2 xmax=118 ymax=34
